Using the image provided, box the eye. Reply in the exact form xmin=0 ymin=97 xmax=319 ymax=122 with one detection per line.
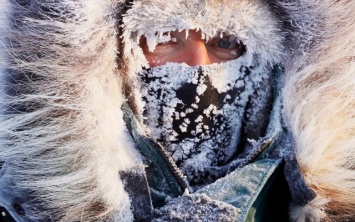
xmin=208 ymin=37 xmax=240 ymax=50
xmin=217 ymin=39 xmax=234 ymax=49
xmin=207 ymin=35 xmax=245 ymax=61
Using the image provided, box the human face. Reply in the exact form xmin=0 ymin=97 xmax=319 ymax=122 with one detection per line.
xmin=140 ymin=30 xmax=245 ymax=67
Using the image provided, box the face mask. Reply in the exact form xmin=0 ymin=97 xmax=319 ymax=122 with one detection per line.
xmin=139 ymin=59 xmax=273 ymax=186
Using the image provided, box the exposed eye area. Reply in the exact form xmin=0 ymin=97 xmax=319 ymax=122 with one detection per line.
xmin=140 ymin=29 xmax=246 ymax=67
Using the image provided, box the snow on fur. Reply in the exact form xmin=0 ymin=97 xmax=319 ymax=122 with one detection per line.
xmin=281 ymin=1 xmax=355 ymax=221
xmin=0 ymin=0 xmax=139 ymax=221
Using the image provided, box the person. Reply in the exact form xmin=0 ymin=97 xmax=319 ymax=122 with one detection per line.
xmin=0 ymin=0 xmax=354 ymax=221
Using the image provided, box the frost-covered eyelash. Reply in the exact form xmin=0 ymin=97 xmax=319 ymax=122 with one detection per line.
xmin=156 ymin=32 xmax=173 ymax=43
xmin=143 ymin=31 xmax=175 ymax=52
xmin=143 ymin=30 xmax=243 ymax=52
xmin=208 ymin=35 xmax=242 ymax=45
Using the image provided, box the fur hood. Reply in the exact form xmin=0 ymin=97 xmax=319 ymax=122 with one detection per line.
xmin=0 ymin=0 xmax=354 ymax=221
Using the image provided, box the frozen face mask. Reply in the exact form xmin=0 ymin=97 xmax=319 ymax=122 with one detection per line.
xmin=138 ymin=59 xmax=273 ymax=186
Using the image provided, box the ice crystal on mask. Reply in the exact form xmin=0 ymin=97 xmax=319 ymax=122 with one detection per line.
xmin=139 ymin=58 xmax=272 ymax=186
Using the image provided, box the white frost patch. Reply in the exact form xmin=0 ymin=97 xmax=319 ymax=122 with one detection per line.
xmin=196 ymin=84 xmax=207 ymax=95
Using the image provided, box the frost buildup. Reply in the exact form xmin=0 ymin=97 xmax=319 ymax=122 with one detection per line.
xmin=139 ymin=57 xmax=270 ymax=187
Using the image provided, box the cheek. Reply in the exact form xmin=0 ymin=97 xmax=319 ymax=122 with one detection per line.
xmin=144 ymin=54 xmax=163 ymax=67
xmin=145 ymin=51 xmax=186 ymax=67
xmin=146 ymin=54 xmax=172 ymax=67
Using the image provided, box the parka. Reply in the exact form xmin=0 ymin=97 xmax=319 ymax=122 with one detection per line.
xmin=0 ymin=0 xmax=354 ymax=221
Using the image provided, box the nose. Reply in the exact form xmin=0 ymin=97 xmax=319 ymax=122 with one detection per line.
xmin=185 ymin=40 xmax=212 ymax=66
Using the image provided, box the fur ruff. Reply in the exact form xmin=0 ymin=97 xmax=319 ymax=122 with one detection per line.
xmin=282 ymin=1 xmax=355 ymax=221
xmin=0 ymin=0 xmax=140 ymax=221
xmin=0 ymin=0 xmax=353 ymax=221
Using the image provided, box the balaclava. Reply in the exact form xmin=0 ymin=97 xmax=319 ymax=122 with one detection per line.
xmin=122 ymin=0 xmax=284 ymax=187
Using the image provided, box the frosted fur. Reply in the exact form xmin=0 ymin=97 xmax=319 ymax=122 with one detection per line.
xmin=281 ymin=1 xmax=355 ymax=221
xmin=289 ymin=198 xmax=328 ymax=222
xmin=0 ymin=0 xmax=139 ymax=221
xmin=0 ymin=0 xmax=9 ymax=87
xmin=0 ymin=0 xmax=353 ymax=222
